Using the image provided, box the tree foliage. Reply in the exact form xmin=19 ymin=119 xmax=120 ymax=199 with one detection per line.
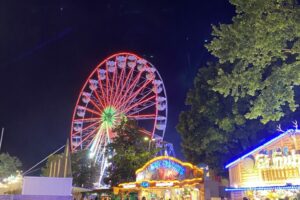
xmin=177 ymin=63 xmax=300 ymax=175
xmin=178 ymin=0 xmax=300 ymax=175
xmin=71 ymin=150 xmax=100 ymax=188
xmin=0 ymin=153 xmax=22 ymax=179
xmin=178 ymin=64 xmax=269 ymax=174
xmin=104 ymin=120 xmax=159 ymax=186
xmin=206 ymin=0 xmax=300 ymax=123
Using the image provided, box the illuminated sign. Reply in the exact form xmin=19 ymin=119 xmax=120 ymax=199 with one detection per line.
xmin=135 ymin=156 xmax=203 ymax=182
xmin=155 ymin=182 xmax=174 ymax=187
xmin=254 ymin=147 xmax=300 ymax=182
xmin=140 ymin=181 xmax=149 ymax=188
xmin=149 ymin=159 xmax=185 ymax=175
xmin=255 ymin=148 xmax=300 ymax=169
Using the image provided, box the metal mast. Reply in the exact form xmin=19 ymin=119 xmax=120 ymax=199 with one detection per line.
xmin=0 ymin=128 xmax=4 ymax=152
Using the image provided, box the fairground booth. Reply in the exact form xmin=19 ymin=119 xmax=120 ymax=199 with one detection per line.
xmin=116 ymin=156 xmax=205 ymax=200
xmin=225 ymin=129 xmax=300 ymax=200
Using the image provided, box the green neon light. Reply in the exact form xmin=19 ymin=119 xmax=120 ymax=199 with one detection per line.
xmin=101 ymin=106 xmax=117 ymax=128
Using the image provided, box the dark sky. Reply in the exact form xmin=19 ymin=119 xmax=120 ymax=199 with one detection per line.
xmin=0 ymin=0 xmax=235 ymax=170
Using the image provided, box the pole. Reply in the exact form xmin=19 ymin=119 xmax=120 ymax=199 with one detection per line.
xmin=0 ymin=128 xmax=4 ymax=152
xmin=22 ymin=145 xmax=65 ymax=176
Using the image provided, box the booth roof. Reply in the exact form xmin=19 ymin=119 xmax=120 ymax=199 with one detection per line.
xmin=225 ymin=129 xmax=300 ymax=169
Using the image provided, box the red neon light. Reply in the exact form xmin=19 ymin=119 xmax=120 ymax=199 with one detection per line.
xmin=74 ymin=117 xmax=100 ymax=122
xmin=73 ymin=121 xmax=100 ymax=135
xmin=124 ymin=95 xmax=156 ymax=114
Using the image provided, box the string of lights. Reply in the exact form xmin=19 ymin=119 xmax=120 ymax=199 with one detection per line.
xmin=225 ymin=185 xmax=300 ymax=192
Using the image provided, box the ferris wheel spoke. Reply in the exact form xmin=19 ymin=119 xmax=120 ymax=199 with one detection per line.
xmin=88 ymin=95 xmax=105 ymax=113
xmin=84 ymin=106 xmax=102 ymax=116
xmin=91 ymin=89 xmax=107 ymax=110
xmin=122 ymin=73 xmax=145 ymax=101
xmin=127 ymin=114 xmax=156 ymax=120
xmin=90 ymin=127 xmax=109 ymax=160
xmin=119 ymin=78 xmax=148 ymax=109
xmin=122 ymin=67 xmax=136 ymax=96
xmin=96 ymin=132 xmax=108 ymax=161
xmin=93 ymin=132 xmax=103 ymax=153
xmin=109 ymin=62 xmax=117 ymax=105
xmin=115 ymin=76 xmax=145 ymax=109
xmin=85 ymin=137 xmax=95 ymax=150
xmin=89 ymin=126 xmax=107 ymax=157
xmin=82 ymin=127 xmax=99 ymax=140
xmin=137 ymin=127 xmax=152 ymax=137
xmin=96 ymin=75 xmax=108 ymax=106
xmin=74 ymin=117 xmax=101 ymax=122
xmin=112 ymin=60 xmax=130 ymax=105
xmin=140 ymin=129 xmax=152 ymax=135
xmin=122 ymin=87 xmax=153 ymax=111
xmin=114 ymin=68 xmax=144 ymax=108
xmin=85 ymin=128 xmax=103 ymax=150
xmin=74 ymin=127 xmax=99 ymax=149
xmin=113 ymin=65 xmax=138 ymax=107
xmin=105 ymin=64 xmax=111 ymax=105
xmin=123 ymin=95 xmax=156 ymax=114
xmin=97 ymin=140 xmax=109 ymax=185
xmin=111 ymin=64 xmax=121 ymax=104
xmin=73 ymin=121 xmax=100 ymax=135
xmin=112 ymin=65 xmax=125 ymax=105
xmin=126 ymin=102 xmax=156 ymax=116
xmin=119 ymin=79 xmax=153 ymax=111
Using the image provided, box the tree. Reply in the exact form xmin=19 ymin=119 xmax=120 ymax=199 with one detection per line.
xmin=104 ymin=120 xmax=159 ymax=186
xmin=176 ymin=63 xmax=300 ymax=175
xmin=0 ymin=153 xmax=22 ymax=179
xmin=206 ymin=0 xmax=300 ymax=124
xmin=71 ymin=150 xmax=100 ymax=188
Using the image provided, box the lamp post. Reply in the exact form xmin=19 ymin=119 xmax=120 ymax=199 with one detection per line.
xmin=144 ymin=137 xmax=156 ymax=151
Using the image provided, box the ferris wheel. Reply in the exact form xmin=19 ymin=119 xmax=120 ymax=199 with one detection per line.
xmin=70 ymin=52 xmax=168 ymax=187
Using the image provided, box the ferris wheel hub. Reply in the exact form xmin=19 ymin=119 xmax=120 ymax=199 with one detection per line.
xmin=101 ymin=106 xmax=118 ymax=129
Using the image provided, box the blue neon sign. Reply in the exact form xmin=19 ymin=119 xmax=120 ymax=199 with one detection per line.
xmin=141 ymin=181 xmax=149 ymax=188
xmin=148 ymin=159 xmax=185 ymax=175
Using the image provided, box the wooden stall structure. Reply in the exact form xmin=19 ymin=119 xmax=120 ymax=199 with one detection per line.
xmin=226 ymin=129 xmax=300 ymax=200
xmin=116 ymin=156 xmax=205 ymax=200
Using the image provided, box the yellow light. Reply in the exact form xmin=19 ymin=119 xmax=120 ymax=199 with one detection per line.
xmin=135 ymin=156 xmax=203 ymax=175
xmin=122 ymin=183 xmax=136 ymax=188
xmin=118 ymin=179 xmax=203 ymax=188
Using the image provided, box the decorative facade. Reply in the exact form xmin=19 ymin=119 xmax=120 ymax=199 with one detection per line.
xmin=226 ymin=129 xmax=300 ymax=200
xmin=117 ymin=156 xmax=205 ymax=200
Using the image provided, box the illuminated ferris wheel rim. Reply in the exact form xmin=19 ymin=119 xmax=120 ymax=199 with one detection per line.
xmin=69 ymin=51 xmax=168 ymax=187
xmin=70 ymin=51 xmax=168 ymax=151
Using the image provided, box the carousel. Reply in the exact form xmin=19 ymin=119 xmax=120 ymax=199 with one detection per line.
xmin=115 ymin=156 xmax=204 ymax=200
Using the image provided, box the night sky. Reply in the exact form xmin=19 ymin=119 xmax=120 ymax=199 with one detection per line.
xmin=0 ymin=1 xmax=235 ymax=171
